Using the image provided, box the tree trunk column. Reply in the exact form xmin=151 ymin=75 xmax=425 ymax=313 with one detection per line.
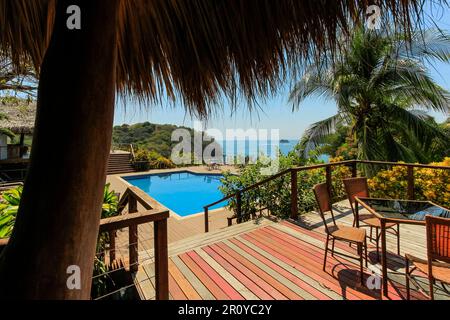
xmin=0 ymin=0 xmax=120 ymax=299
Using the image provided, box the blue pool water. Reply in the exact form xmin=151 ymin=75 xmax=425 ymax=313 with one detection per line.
xmin=123 ymin=172 xmax=226 ymax=217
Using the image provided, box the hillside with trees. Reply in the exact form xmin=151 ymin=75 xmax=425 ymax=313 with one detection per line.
xmin=112 ymin=121 xmax=214 ymax=158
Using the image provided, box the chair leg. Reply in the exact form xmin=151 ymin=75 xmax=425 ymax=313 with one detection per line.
xmin=376 ymin=228 xmax=380 ymax=261
xmin=370 ymin=227 xmax=373 ymax=241
xmin=331 ymin=238 xmax=335 ymax=257
xmin=396 ymin=224 xmax=401 ymax=255
xmin=364 ymin=238 xmax=368 ymax=267
xmin=323 ymin=235 xmax=329 ymax=272
xmin=429 ymin=276 xmax=435 ymax=300
xmin=358 ymin=243 xmax=364 ymax=285
xmin=405 ymin=258 xmax=410 ymax=300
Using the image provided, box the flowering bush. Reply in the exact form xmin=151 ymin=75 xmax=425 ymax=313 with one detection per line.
xmin=368 ymin=157 xmax=450 ymax=208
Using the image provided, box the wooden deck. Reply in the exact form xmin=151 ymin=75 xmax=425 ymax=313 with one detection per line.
xmin=134 ymin=202 xmax=450 ymax=300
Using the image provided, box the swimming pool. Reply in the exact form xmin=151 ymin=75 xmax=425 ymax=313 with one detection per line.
xmin=123 ymin=171 xmax=227 ymax=217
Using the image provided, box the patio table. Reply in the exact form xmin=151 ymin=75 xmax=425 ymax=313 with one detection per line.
xmin=354 ymin=197 xmax=450 ymax=297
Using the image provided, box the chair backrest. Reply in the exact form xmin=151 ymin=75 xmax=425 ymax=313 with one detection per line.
xmin=313 ymin=183 xmax=336 ymax=234
xmin=426 ymin=215 xmax=450 ymax=264
xmin=343 ymin=177 xmax=370 ymax=214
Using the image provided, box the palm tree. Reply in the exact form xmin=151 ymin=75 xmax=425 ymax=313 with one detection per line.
xmin=289 ymin=28 xmax=450 ymax=169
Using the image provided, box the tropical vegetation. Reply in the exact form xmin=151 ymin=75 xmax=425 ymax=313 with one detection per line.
xmin=0 ymin=184 xmax=120 ymax=299
xmin=112 ymin=122 xmax=214 ymax=159
xmin=133 ymin=149 xmax=175 ymax=171
xmin=220 ymin=154 xmax=352 ymax=219
xmin=368 ymin=157 xmax=450 ymax=208
xmin=289 ymin=28 xmax=450 ymax=172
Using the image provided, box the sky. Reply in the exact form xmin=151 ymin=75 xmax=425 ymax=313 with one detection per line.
xmin=113 ymin=4 xmax=450 ymax=140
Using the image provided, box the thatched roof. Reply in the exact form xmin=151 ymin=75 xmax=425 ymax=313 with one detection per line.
xmin=0 ymin=0 xmax=434 ymax=118
xmin=0 ymin=100 xmax=36 ymax=134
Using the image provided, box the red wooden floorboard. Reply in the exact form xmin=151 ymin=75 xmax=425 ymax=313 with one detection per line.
xmin=228 ymin=237 xmax=332 ymax=300
xmin=209 ymin=243 xmax=288 ymax=300
xmin=161 ymin=220 xmax=436 ymax=300
xmin=260 ymin=227 xmax=403 ymax=300
xmin=202 ymin=245 xmax=274 ymax=300
xmin=241 ymin=232 xmax=369 ymax=300
xmin=186 ymin=251 xmax=244 ymax=300
xmin=179 ymin=252 xmax=229 ymax=300
xmin=216 ymin=241 xmax=302 ymax=300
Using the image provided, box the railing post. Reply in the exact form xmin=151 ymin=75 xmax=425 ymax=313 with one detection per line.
xmin=290 ymin=169 xmax=298 ymax=219
xmin=204 ymin=207 xmax=209 ymax=233
xmin=128 ymin=194 xmax=139 ymax=273
xmin=236 ymin=192 xmax=242 ymax=224
xmin=407 ymin=166 xmax=415 ymax=200
xmin=108 ymin=231 xmax=116 ymax=262
xmin=154 ymin=218 xmax=169 ymax=300
xmin=325 ymin=165 xmax=332 ymax=199
xmin=351 ymin=161 xmax=357 ymax=178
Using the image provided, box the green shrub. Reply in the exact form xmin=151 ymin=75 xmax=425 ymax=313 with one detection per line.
xmin=133 ymin=149 xmax=175 ymax=170
xmin=0 ymin=184 xmax=121 ymax=299
xmin=219 ymin=154 xmax=352 ymax=219
xmin=368 ymin=157 xmax=450 ymax=208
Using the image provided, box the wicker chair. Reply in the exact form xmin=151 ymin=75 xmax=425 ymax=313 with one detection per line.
xmin=405 ymin=215 xmax=450 ymax=300
xmin=343 ymin=177 xmax=400 ymax=259
xmin=313 ymin=183 xmax=368 ymax=285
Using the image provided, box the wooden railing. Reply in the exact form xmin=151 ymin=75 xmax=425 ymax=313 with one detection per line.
xmin=100 ymin=186 xmax=169 ymax=300
xmin=0 ymin=186 xmax=170 ymax=300
xmin=203 ymin=159 xmax=450 ymax=232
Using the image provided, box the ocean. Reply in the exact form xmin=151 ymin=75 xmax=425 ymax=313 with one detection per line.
xmin=215 ymin=140 xmax=329 ymax=163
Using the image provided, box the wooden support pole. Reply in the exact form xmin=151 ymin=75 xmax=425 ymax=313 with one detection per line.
xmin=407 ymin=166 xmax=415 ymax=200
xmin=154 ymin=219 xmax=169 ymax=300
xmin=236 ymin=192 xmax=242 ymax=224
xmin=204 ymin=207 xmax=209 ymax=233
xmin=128 ymin=195 xmax=138 ymax=273
xmin=351 ymin=162 xmax=357 ymax=178
xmin=108 ymin=230 xmax=116 ymax=263
xmin=290 ymin=170 xmax=298 ymax=219
xmin=325 ymin=165 xmax=332 ymax=199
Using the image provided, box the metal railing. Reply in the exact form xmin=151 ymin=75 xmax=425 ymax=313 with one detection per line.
xmin=203 ymin=159 xmax=450 ymax=232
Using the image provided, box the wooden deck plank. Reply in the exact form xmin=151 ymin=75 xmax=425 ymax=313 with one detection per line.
xmin=241 ymin=232 xmax=371 ymax=300
xmin=258 ymin=227 xmax=403 ymax=300
xmin=186 ymin=251 xmax=244 ymax=300
xmin=171 ymin=255 xmax=215 ymax=300
xmin=208 ymin=243 xmax=288 ymax=300
xmin=179 ymin=252 xmax=230 ymax=300
xmin=168 ymin=272 xmax=187 ymax=300
xmin=195 ymin=248 xmax=259 ymax=300
xmin=168 ymin=259 xmax=201 ymax=300
xmin=228 ymin=238 xmax=334 ymax=300
xmin=223 ymin=239 xmax=314 ymax=300
xmin=202 ymin=245 xmax=274 ymax=300
xmin=217 ymin=241 xmax=302 ymax=300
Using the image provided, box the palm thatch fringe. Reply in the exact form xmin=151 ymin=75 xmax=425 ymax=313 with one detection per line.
xmin=0 ymin=0 xmax=435 ymax=117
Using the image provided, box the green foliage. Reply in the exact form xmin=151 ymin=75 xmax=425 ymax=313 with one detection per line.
xmin=0 ymin=184 xmax=120 ymax=299
xmin=102 ymin=183 xmax=119 ymax=219
xmin=112 ymin=121 xmax=213 ymax=158
xmin=0 ymin=186 xmax=22 ymax=238
xmin=219 ymin=154 xmax=352 ymax=219
xmin=290 ymin=28 xmax=450 ymax=170
xmin=368 ymin=158 xmax=450 ymax=209
xmin=133 ymin=149 xmax=175 ymax=171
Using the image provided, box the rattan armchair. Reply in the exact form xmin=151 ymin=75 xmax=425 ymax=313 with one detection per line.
xmin=405 ymin=215 xmax=450 ymax=300
xmin=343 ymin=177 xmax=400 ymax=259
